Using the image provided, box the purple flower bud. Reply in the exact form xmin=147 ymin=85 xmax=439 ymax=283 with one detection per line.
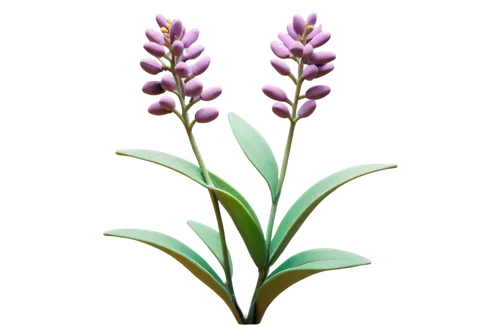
xmin=307 ymin=12 xmax=317 ymax=26
xmin=156 ymin=14 xmax=167 ymax=28
xmin=302 ymin=65 xmax=318 ymax=81
xmin=195 ymin=107 xmax=219 ymax=123
xmin=161 ymin=74 xmax=177 ymax=91
xmin=174 ymin=62 xmax=191 ymax=78
xmin=182 ymin=28 xmax=199 ymax=48
xmin=272 ymin=102 xmax=290 ymax=118
xmin=201 ymin=86 xmax=222 ymax=101
xmin=270 ymin=41 xmax=290 ymax=59
xmin=309 ymin=51 xmax=336 ymax=65
xmin=289 ymin=41 xmax=304 ymax=57
xmin=191 ymin=56 xmax=211 ymax=76
xmin=262 ymin=85 xmax=287 ymax=102
xmin=142 ymin=81 xmax=165 ymax=95
xmin=307 ymin=24 xmax=322 ymax=41
xmin=181 ymin=26 xmax=186 ymax=39
xmin=298 ymin=100 xmax=317 ymax=118
xmin=145 ymin=29 xmax=165 ymax=45
xmin=303 ymin=43 xmax=314 ymax=60
xmin=184 ymin=45 xmax=204 ymax=61
xmin=144 ymin=42 xmax=165 ymax=58
xmin=159 ymin=96 xmax=176 ymax=111
xmin=148 ymin=101 xmax=170 ymax=116
xmin=305 ymin=85 xmax=331 ymax=100
xmin=293 ymin=14 xmax=306 ymax=35
xmin=287 ymin=23 xmax=300 ymax=41
xmin=270 ymin=59 xmax=291 ymax=76
xmin=184 ymin=78 xmax=203 ymax=97
xmin=171 ymin=40 xmax=184 ymax=56
xmin=140 ymin=58 xmax=163 ymax=75
xmin=310 ymin=32 xmax=331 ymax=48
xmin=169 ymin=19 xmax=183 ymax=41
xmin=315 ymin=63 xmax=335 ymax=78
xmin=278 ymin=32 xmax=294 ymax=48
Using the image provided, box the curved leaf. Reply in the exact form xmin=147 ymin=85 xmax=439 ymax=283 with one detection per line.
xmin=187 ymin=220 xmax=233 ymax=276
xmin=255 ymin=249 xmax=371 ymax=323
xmin=113 ymin=147 xmax=262 ymax=227
xmin=228 ymin=113 xmax=279 ymax=199
xmin=103 ymin=229 xmax=243 ymax=323
xmin=270 ymin=163 xmax=397 ymax=265
xmin=208 ymin=186 xmax=267 ymax=271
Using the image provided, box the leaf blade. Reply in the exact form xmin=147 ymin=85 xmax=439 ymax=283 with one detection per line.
xmin=270 ymin=163 xmax=397 ymax=265
xmin=255 ymin=249 xmax=371 ymax=323
xmin=209 ymin=186 xmax=267 ymax=270
xmin=228 ymin=113 xmax=279 ymax=199
xmin=187 ymin=220 xmax=233 ymax=276
xmin=104 ymin=228 xmax=243 ymax=323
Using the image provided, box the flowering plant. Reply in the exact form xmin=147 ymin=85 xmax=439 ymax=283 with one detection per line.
xmin=104 ymin=12 xmax=397 ymax=324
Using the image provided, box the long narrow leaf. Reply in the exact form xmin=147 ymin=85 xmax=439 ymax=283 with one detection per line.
xmin=254 ymin=249 xmax=370 ymax=323
xmin=187 ymin=220 xmax=233 ymax=276
xmin=113 ymin=147 xmax=261 ymax=226
xmin=270 ymin=164 xmax=397 ymax=265
xmin=228 ymin=113 xmax=279 ymax=199
xmin=104 ymin=229 xmax=243 ymax=323
xmin=208 ymin=186 xmax=266 ymax=271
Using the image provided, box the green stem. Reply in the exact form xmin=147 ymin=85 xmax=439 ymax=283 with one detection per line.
xmin=170 ymin=57 xmax=244 ymax=324
xmin=246 ymin=60 xmax=304 ymax=324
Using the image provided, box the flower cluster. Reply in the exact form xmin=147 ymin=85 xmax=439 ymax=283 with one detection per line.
xmin=263 ymin=12 xmax=335 ymax=119
xmin=140 ymin=14 xmax=221 ymax=123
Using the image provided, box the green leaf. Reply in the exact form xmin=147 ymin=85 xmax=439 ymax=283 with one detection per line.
xmin=208 ymin=186 xmax=267 ymax=271
xmin=187 ymin=220 xmax=233 ymax=276
xmin=103 ymin=229 xmax=243 ymax=323
xmin=228 ymin=113 xmax=279 ymax=199
xmin=254 ymin=248 xmax=371 ymax=323
xmin=270 ymin=163 xmax=397 ymax=265
xmin=113 ymin=147 xmax=262 ymax=227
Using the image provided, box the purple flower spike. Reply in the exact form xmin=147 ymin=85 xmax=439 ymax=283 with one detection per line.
xmin=142 ymin=81 xmax=165 ymax=95
xmin=278 ymin=32 xmax=294 ymax=48
xmin=159 ymin=96 xmax=176 ymax=111
xmin=182 ymin=28 xmax=199 ymax=48
xmin=195 ymin=107 xmax=219 ymax=123
xmin=310 ymin=32 xmax=331 ymax=48
xmin=271 ymin=59 xmax=291 ymax=76
xmin=302 ymin=65 xmax=318 ymax=81
xmin=316 ymin=63 xmax=335 ymax=78
xmin=148 ymin=101 xmax=170 ymax=116
xmin=156 ymin=14 xmax=167 ymax=28
xmin=303 ymin=43 xmax=314 ymax=60
xmin=174 ymin=62 xmax=191 ymax=78
xmin=298 ymin=100 xmax=317 ymax=118
xmin=305 ymin=85 xmax=331 ymax=100
xmin=293 ymin=14 xmax=306 ymax=35
xmin=262 ymin=85 xmax=287 ymax=102
xmin=169 ymin=19 xmax=183 ymax=41
xmin=309 ymin=51 xmax=336 ymax=65
xmin=145 ymin=28 xmax=165 ymax=45
xmin=307 ymin=24 xmax=322 ymax=42
xmin=184 ymin=78 xmax=203 ymax=97
xmin=161 ymin=74 xmax=177 ymax=91
xmin=140 ymin=58 xmax=163 ymax=75
xmin=286 ymin=23 xmax=300 ymax=41
xmin=172 ymin=40 xmax=184 ymax=56
xmin=184 ymin=45 xmax=204 ymax=61
xmin=307 ymin=12 xmax=317 ymax=26
xmin=270 ymin=41 xmax=290 ymax=59
xmin=144 ymin=42 xmax=165 ymax=58
xmin=191 ymin=56 xmax=211 ymax=76
xmin=201 ymin=86 xmax=222 ymax=101
xmin=272 ymin=102 xmax=290 ymax=118
xmin=289 ymin=41 xmax=304 ymax=57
